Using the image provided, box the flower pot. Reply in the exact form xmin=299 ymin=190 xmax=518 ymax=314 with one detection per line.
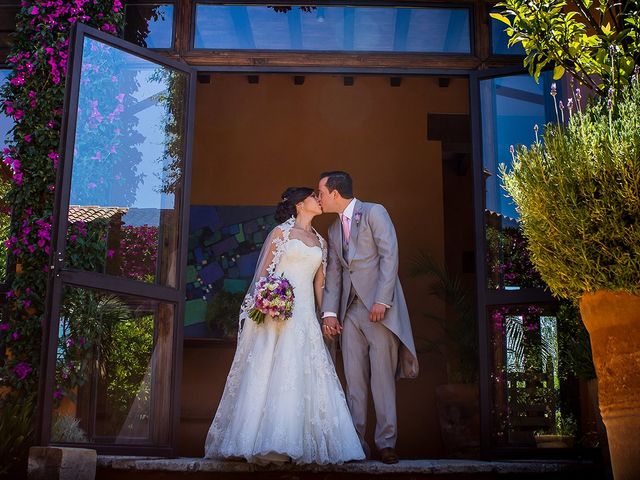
xmin=435 ymin=383 xmax=480 ymax=458
xmin=579 ymin=291 xmax=640 ymax=480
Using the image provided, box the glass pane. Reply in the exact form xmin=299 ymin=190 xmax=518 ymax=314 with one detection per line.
xmin=66 ymin=36 xmax=188 ymax=287
xmin=490 ymin=303 xmax=594 ymax=448
xmin=50 ymin=285 xmax=175 ymax=445
xmin=0 ymin=6 xmax=19 ymax=49
xmin=480 ymin=72 xmax=556 ymax=290
xmin=490 ymin=13 xmax=525 ymax=56
xmin=193 ymin=5 xmax=471 ymax=53
xmin=124 ymin=4 xmax=174 ymax=49
xmin=0 ymin=69 xmax=13 ymax=282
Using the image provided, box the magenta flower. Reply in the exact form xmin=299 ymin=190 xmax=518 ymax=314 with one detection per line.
xmin=13 ymin=362 xmax=32 ymax=380
xmin=30 ymin=6 xmax=39 ymax=15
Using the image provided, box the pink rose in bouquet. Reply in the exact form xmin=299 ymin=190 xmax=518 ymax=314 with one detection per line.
xmin=249 ymin=274 xmax=295 ymax=324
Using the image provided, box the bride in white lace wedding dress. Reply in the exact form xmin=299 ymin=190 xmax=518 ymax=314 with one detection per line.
xmin=204 ymin=188 xmax=365 ymax=465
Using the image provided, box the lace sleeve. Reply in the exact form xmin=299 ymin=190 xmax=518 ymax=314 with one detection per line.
xmin=238 ymin=219 xmax=294 ymax=337
xmin=313 ymin=228 xmax=328 ymax=286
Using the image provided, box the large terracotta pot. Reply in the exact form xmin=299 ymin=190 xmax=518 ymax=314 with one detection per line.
xmin=579 ymin=291 xmax=640 ymax=480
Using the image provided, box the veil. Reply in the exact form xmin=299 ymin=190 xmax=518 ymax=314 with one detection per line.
xmin=237 ymin=217 xmax=327 ymax=337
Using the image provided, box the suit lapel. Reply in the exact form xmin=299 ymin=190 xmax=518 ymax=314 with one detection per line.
xmin=347 ymin=200 xmax=362 ymax=264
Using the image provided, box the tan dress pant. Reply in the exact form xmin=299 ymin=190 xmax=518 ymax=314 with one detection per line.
xmin=341 ymin=296 xmax=399 ymax=452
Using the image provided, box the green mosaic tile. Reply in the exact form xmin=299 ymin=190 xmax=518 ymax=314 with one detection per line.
xmin=223 ymin=278 xmax=249 ymax=293
xmin=186 ymin=265 xmax=197 ymax=283
xmin=184 ymin=299 xmax=207 ymax=326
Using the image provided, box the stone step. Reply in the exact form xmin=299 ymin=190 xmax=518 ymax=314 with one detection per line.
xmin=97 ymin=457 xmax=605 ymax=480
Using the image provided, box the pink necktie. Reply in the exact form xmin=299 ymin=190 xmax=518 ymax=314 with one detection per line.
xmin=341 ymin=213 xmax=350 ymax=244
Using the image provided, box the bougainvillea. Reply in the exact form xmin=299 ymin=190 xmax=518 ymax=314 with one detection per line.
xmin=0 ymin=2 xmax=125 ymax=397
xmin=118 ymin=225 xmax=158 ymax=282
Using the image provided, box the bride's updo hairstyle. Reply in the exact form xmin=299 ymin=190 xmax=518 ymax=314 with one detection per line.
xmin=275 ymin=187 xmax=315 ymax=223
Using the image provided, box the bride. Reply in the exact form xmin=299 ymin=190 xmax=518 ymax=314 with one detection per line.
xmin=204 ymin=187 xmax=365 ymax=465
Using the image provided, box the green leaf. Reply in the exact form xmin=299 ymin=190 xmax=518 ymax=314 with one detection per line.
xmin=553 ymin=64 xmax=565 ymax=80
xmin=490 ymin=12 xmax=512 ymax=27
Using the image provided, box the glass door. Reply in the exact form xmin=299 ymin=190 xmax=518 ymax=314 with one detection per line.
xmin=39 ymin=23 xmax=195 ymax=455
xmin=471 ymin=68 xmax=565 ymax=455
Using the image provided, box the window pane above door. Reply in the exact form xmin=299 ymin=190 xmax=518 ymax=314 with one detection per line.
xmin=193 ymin=4 xmax=471 ymax=53
xmin=124 ymin=4 xmax=175 ymax=49
xmin=66 ymin=36 xmax=189 ymax=287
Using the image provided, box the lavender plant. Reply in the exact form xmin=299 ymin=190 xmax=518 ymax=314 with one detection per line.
xmin=501 ymin=70 xmax=640 ymax=300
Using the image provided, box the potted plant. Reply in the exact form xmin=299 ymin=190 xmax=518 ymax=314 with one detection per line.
xmin=535 ymin=414 xmax=577 ymax=448
xmin=492 ymin=2 xmax=640 ymax=475
xmin=411 ymin=252 xmax=480 ymax=457
xmin=205 ymin=290 xmax=245 ymax=339
xmin=501 ymin=75 xmax=640 ymax=477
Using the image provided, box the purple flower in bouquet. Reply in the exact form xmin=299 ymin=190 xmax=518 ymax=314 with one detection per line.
xmin=249 ymin=274 xmax=295 ymax=324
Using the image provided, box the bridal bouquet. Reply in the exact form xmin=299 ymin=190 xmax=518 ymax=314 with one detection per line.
xmin=249 ymin=274 xmax=295 ymax=324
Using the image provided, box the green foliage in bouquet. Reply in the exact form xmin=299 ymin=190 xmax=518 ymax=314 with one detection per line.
xmin=502 ymin=77 xmax=640 ymax=300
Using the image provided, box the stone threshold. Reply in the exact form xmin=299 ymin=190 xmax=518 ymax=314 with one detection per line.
xmin=98 ymin=456 xmax=597 ymax=476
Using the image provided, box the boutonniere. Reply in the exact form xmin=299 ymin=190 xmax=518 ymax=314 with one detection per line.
xmin=354 ymin=212 xmax=362 ymax=226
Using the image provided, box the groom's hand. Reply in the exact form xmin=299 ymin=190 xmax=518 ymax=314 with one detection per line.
xmin=369 ymin=303 xmax=387 ymax=322
xmin=322 ymin=316 xmax=342 ymax=337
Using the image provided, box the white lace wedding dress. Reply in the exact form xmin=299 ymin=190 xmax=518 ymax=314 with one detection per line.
xmin=204 ymin=219 xmax=365 ymax=464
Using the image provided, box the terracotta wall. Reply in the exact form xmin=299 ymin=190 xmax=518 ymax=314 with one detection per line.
xmin=180 ymin=73 xmax=470 ymax=458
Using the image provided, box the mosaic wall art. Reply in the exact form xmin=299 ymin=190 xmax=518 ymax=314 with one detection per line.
xmin=185 ymin=205 xmax=277 ymax=339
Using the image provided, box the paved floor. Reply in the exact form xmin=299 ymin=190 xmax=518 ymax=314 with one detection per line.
xmin=97 ymin=456 xmax=604 ymax=479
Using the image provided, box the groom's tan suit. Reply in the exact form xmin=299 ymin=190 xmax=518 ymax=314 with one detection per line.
xmin=322 ymin=199 xmax=418 ymax=452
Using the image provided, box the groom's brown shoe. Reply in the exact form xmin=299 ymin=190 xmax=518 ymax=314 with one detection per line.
xmin=379 ymin=448 xmax=399 ymax=464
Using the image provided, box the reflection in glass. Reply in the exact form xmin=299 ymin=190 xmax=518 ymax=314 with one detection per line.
xmin=0 ymin=7 xmax=19 ymax=49
xmin=124 ymin=4 xmax=174 ymax=49
xmin=50 ymin=286 xmax=174 ymax=445
xmin=194 ymin=5 xmax=471 ymax=53
xmin=0 ymin=69 xmax=12 ymax=282
xmin=480 ymin=72 xmax=556 ymax=290
xmin=66 ymin=37 xmax=188 ymax=286
xmin=490 ymin=304 xmax=569 ymax=446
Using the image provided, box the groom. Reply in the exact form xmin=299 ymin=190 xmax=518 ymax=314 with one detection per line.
xmin=318 ymin=171 xmax=419 ymax=464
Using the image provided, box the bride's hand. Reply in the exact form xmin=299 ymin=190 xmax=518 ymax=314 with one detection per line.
xmin=322 ymin=316 xmax=342 ymax=337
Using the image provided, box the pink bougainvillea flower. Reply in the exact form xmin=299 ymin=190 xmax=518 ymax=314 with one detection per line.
xmin=30 ymin=6 xmax=39 ymax=15
xmin=24 ymin=134 xmax=32 ymax=143
xmin=13 ymin=362 xmax=32 ymax=380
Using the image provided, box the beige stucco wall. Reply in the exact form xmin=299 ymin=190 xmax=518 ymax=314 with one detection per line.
xmin=180 ymin=73 xmax=470 ymax=458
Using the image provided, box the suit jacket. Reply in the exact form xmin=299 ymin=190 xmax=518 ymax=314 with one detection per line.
xmin=322 ymin=200 xmax=419 ymax=379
